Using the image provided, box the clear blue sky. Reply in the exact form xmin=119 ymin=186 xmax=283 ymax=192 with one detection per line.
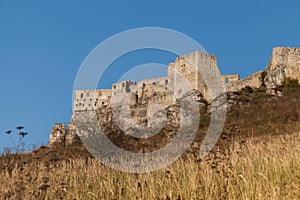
xmin=1 ymin=0 xmax=300 ymax=151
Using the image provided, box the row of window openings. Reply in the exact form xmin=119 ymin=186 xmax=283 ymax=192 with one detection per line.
xmin=76 ymin=101 xmax=105 ymax=107
xmin=106 ymin=86 xmax=169 ymax=96
xmin=77 ymin=98 xmax=102 ymax=102
xmin=112 ymin=80 xmax=169 ymax=90
xmin=152 ymin=80 xmax=169 ymax=85
xmin=80 ymin=93 xmax=99 ymax=98
xmin=80 ymin=80 xmax=170 ymax=99
xmin=112 ymin=82 xmax=125 ymax=90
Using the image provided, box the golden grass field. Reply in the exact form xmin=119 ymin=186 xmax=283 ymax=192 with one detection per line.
xmin=1 ymin=88 xmax=300 ymax=199
xmin=0 ymin=131 xmax=299 ymax=200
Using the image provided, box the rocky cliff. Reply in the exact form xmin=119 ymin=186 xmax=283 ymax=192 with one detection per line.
xmin=265 ymin=47 xmax=300 ymax=89
xmin=48 ymin=121 xmax=80 ymax=146
xmin=48 ymin=46 xmax=300 ymax=147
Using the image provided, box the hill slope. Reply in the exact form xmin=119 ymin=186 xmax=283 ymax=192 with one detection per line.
xmin=0 ymin=87 xmax=300 ymax=199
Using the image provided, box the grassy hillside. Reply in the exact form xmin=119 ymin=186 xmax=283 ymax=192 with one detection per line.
xmin=0 ymin=87 xmax=300 ymax=199
xmin=0 ymin=132 xmax=299 ymax=199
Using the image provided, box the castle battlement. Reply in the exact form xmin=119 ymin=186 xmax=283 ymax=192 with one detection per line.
xmin=74 ymin=47 xmax=300 ymax=112
xmin=73 ymin=51 xmax=240 ymax=111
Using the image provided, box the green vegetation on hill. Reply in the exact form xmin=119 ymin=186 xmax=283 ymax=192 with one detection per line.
xmin=281 ymin=77 xmax=300 ymax=88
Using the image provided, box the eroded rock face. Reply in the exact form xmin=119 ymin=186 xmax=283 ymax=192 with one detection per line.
xmin=66 ymin=119 xmax=81 ymax=145
xmin=48 ymin=124 xmax=67 ymax=146
xmin=264 ymin=67 xmax=286 ymax=89
xmin=70 ymin=90 xmax=208 ymax=153
xmin=48 ymin=47 xmax=300 ymax=149
xmin=48 ymin=121 xmax=81 ymax=146
xmin=265 ymin=47 xmax=300 ymax=89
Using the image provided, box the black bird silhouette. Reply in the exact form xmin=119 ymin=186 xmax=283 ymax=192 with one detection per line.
xmin=16 ymin=126 xmax=24 ymax=131
xmin=5 ymin=130 xmax=12 ymax=134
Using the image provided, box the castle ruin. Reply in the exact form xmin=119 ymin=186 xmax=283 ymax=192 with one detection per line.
xmin=74 ymin=51 xmax=240 ymax=112
xmin=49 ymin=46 xmax=300 ymax=145
xmin=265 ymin=47 xmax=300 ymax=88
xmin=73 ymin=47 xmax=300 ymax=113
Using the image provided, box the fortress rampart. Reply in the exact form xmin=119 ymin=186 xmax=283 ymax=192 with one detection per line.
xmin=73 ymin=47 xmax=300 ymax=112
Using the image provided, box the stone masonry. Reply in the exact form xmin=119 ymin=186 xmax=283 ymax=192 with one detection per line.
xmin=49 ymin=47 xmax=300 ymax=145
xmin=73 ymin=47 xmax=300 ymax=113
xmin=265 ymin=47 xmax=300 ymax=89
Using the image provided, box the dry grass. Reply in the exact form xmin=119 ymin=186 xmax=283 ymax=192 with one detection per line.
xmin=0 ymin=131 xmax=299 ymax=200
xmin=1 ymin=87 xmax=299 ymax=199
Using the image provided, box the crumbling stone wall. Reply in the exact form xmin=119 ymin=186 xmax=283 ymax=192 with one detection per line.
xmin=227 ymin=71 xmax=264 ymax=92
xmin=222 ymin=74 xmax=240 ymax=84
xmin=265 ymin=47 xmax=300 ymax=89
xmin=74 ymin=51 xmax=222 ymax=113
xmin=73 ymin=47 xmax=300 ymax=112
xmin=168 ymin=51 xmax=219 ymax=102
xmin=130 ymin=77 xmax=171 ymax=106
xmin=74 ymin=89 xmax=111 ymax=111
xmin=126 ymin=82 xmax=174 ymax=129
xmin=112 ymin=80 xmax=137 ymax=105
xmin=49 ymin=47 xmax=300 ymax=146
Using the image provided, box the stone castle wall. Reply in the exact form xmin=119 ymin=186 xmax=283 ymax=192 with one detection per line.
xmin=168 ymin=51 xmax=219 ymax=102
xmin=73 ymin=47 xmax=300 ymax=112
xmin=74 ymin=89 xmax=112 ymax=111
xmin=74 ymin=51 xmax=222 ymax=112
xmin=222 ymin=74 xmax=240 ymax=84
xmin=227 ymin=71 xmax=264 ymax=92
xmin=266 ymin=47 xmax=300 ymax=75
xmin=50 ymin=46 xmax=300 ymax=146
xmin=265 ymin=47 xmax=300 ymax=89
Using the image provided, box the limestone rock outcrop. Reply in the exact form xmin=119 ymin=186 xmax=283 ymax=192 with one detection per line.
xmin=264 ymin=67 xmax=286 ymax=89
xmin=48 ymin=124 xmax=67 ymax=146
xmin=48 ymin=47 xmax=300 ymax=148
xmin=264 ymin=47 xmax=300 ymax=89
xmin=48 ymin=121 xmax=81 ymax=146
xmin=66 ymin=119 xmax=81 ymax=145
